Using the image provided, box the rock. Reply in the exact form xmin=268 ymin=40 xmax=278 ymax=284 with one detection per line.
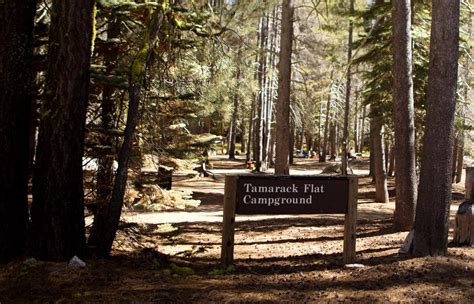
xmin=23 ymin=257 xmax=38 ymax=266
xmin=321 ymin=163 xmax=353 ymax=175
xmin=68 ymin=256 xmax=86 ymax=268
xmin=399 ymin=230 xmax=414 ymax=254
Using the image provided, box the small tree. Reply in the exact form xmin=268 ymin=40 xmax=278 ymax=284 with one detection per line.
xmin=88 ymin=8 xmax=165 ymax=257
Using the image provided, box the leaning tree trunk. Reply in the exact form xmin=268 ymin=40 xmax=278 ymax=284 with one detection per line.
xmin=0 ymin=0 xmax=36 ymax=264
xmin=411 ymin=0 xmax=460 ymax=256
xmin=32 ymin=0 xmax=94 ymax=261
xmin=88 ymin=10 xmax=164 ymax=257
xmin=275 ymin=0 xmax=294 ymax=175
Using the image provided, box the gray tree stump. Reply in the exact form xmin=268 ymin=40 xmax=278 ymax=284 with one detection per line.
xmin=453 ymin=201 xmax=473 ymax=246
xmin=452 ymin=167 xmax=474 ymax=246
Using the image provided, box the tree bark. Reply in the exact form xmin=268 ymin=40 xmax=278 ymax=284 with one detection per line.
xmin=329 ymin=124 xmax=337 ymax=161
xmin=0 ymin=0 xmax=36 ymax=264
xmin=353 ymin=99 xmax=359 ymax=154
xmin=289 ymin=117 xmax=295 ymax=165
xmin=96 ymin=12 xmax=121 ymax=215
xmin=411 ymin=0 xmax=460 ymax=256
xmin=320 ymin=77 xmax=333 ymax=163
xmin=455 ymin=134 xmax=464 ymax=183
xmin=88 ymin=10 xmax=164 ymax=257
xmin=359 ymin=104 xmax=366 ymax=153
xmin=246 ymin=94 xmax=255 ymax=161
xmin=32 ymin=0 xmax=94 ymax=261
xmin=228 ymin=67 xmax=240 ymax=160
xmin=372 ymin=117 xmax=389 ymax=203
xmin=275 ymin=0 xmax=294 ymax=175
xmin=240 ymin=115 xmax=246 ymax=154
xmin=255 ymin=14 xmax=269 ymax=172
xmin=392 ymin=0 xmax=418 ymax=231
xmin=263 ymin=9 xmax=278 ymax=169
xmin=388 ymin=144 xmax=395 ymax=177
xmin=451 ymin=135 xmax=459 ymax=183
xmin=342 ymin=0 xmax=354 ymax=175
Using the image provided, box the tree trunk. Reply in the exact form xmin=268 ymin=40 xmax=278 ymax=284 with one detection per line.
xmin=88 ymin=10 xmax=164 ymax=257
xmin=240 ymin=116 xmax=246 ymax=154
xmin=268 ymin=123 xmax=276 ymax=167
xmin=289 ymin=117 xmax=295 ymax=165
xmin=228 ymin=67 xmax=240 ymax=160
xmin=388 ymin=144 xmax=395 ymax=177
xmin=392 ymin=0 xmax=418 ymax=231
xmin=342 ymin=0 xmax=354 ymax=175
xmin=369 ymin=130 xmax=375 ymax=181
xmin=96 ymin=13 xmax=121 ymax=215
xmin=255 ymin=14 xmax=269 ymax=172
xmin=0 ymin=0 xmax=36 ymax=264
xmin=263 ymin=9 xmax=278 ymax=169
xmin=329 ymin=123 xmax=337 ymax=161
xmin=353 ymin=99 xmax=359 ymax=154
xmin=455 ymin=134 xmax=464 ymax=183
xmin=411 ymin=0 xmax=460 ymax=256
xmin=320 ymin=74 xmax=333 ymax=162
xmin=372 ymin=117 xmax=389 ymax=203
xmin=32 ymin=0 xmax=94 ymax=261
xmin=451 ymin=135 xmax=459 ymax=183
xmin=384 ymin=138 xmax=390 ymax=173
xmin=246 ymin=94 xmax=255 ymax=161
xmin=359 ymin=104 xmax=366 ymax=153
xmin=275 ymin=0 xmax=294 ymax=175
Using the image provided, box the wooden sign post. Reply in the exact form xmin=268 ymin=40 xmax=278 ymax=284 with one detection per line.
xmin=221 ymin=175 xmax=358 ymax=266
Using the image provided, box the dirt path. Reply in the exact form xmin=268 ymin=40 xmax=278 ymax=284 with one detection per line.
xmin=1 ymin=156 xmax=473 ymax=303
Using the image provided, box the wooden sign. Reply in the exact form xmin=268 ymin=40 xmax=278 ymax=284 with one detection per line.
xmin=221 ymin=175 xmax=358 ymax=266
xmin=236 ymin=175 xmax=350 ymax=214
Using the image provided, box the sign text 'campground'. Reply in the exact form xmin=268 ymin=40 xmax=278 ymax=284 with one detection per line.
xmin=236 ymin=175 xmax=349 ymax=214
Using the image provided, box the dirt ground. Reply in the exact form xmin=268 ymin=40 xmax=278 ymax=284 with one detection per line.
xmin=1 ymin=156 xmax=473 ymax=303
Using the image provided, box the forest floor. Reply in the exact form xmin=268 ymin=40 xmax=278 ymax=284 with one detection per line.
xmin=1 ymin=156 xmax=473 ymax=303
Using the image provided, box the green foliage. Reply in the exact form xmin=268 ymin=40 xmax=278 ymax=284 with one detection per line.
xmin=352 ymin=1 xmax=430 ymax=125
xmin=161 ymin=263 xmax=195 ymax=277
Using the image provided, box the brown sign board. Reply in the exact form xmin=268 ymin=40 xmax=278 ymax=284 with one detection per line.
xmin=235 ymin=175 xmax=350 ymax=215
xmin=221 ymin=175 xmax=358 ymax=266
